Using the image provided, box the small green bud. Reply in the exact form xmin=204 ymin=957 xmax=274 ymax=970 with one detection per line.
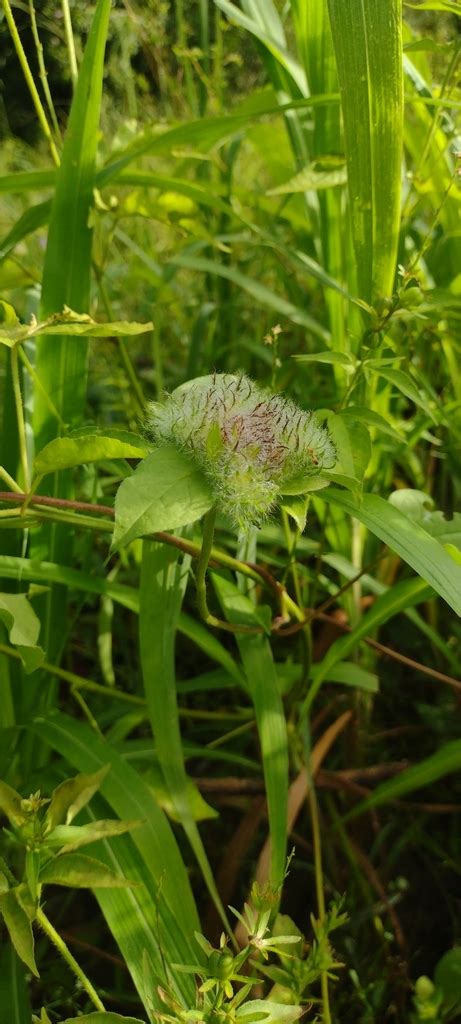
xmin=415 ymin=977 xmax=435 ymax=1000
xmin=146 ymin=373 xmax=335 ymax=531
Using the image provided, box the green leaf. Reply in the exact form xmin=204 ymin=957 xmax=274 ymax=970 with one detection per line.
xmin=323 ymin=489 xmax=461 ymax=616
xmin=113 ymin=445 xmax=213 ymax=550
xmin=268 ymin=160 xmax=347 ymax=194
xmin=434 ymin=949 xmax=461 ymax=1014
xmin=0 ymin=593 xmax=44 ymax=673
xmin=325 ymin=414 xmax=371 ymax=487
xmin=45 ymin=766 xmax=110 ymax=829
xmin=0 ymin=311 xmax=153 ymax=349
xmin=30 ymin=712 xmax=200 ymax=1007
xmin=0 ymin=890 xmax=38 ymax=977
xmin=34 ymin=0 xmax=113 ymax=448
xmin=33 ymin=434 xmax=148 ymax=479
xmin=140 ymin=541 xmax=227 ymax=929
xmin=340 ymin=405 xmax=404 ymax=441
xmin=293 ymin=351 xmax=355 ymax=368
xmin=39 ymin=852 xmax=135 ymax=888
xmin=0 ymin=556 xmax=139 ymax=614
xmin=371 ymin=366 xmax=434 ymax=417
xmin=236 ymin=1000 xmax=303 ymax=1023
xmin=345 ymin=740 xmax=461 ymax=819
xmin=213 ymin=575 xmax=289 ymax=890
xmin=43 ymin=819 xmax=141 ymax=854
xmin=0 ymin=779 xmax=26 ymax=827
xmin=327 ymin=0 xmax=403 ymax=302
xmin=60 ymin=1014 xmax=146 ymax=1023
xmin=280 ymin=494 xmax=309 ymax=533
xmin=0 ymin=944 xmax=31 ymax=1024
xmin=30 ymin=0 xmax=113 ymax=667
xmin=388 ymin=490 xmax=461 ymax=548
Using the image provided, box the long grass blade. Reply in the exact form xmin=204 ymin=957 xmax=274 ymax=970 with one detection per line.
xmin=139 ymin=540 xmax=231 ymax=932
xmin=213 ymin=573 xmax=289 ymax=891
xmin=327 ymin=0 xmax=404 ymax=304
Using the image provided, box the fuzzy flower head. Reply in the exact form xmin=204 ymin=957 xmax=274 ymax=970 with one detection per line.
xmin=147 ymin=373 xmax=335 ymax=531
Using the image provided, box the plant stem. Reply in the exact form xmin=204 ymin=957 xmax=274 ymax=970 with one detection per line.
xmin=1 ymin=0 xmax=60 ymax=167
xmin=304 ymin=728 xmax=331 ymax=1024
xmin=36 ymin=906 xmax=105 ymax=1011
xmin=61 ymin=0 xmax=78 ymax=86
xmin=196 ymin=505 xmax=218 ymax=624
xmin=28 ymin=0 xmax=62 ymax=144
xmin=10 ymin=348 xmax=30 ymax=492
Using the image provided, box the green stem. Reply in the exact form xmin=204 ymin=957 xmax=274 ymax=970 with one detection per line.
xmin=61 ymin=0 xmax=78 ymax=86
xmin=36 ymin=906 xmax=105 ymax=1011
xmin=94 ymin=263 xmax=145 ymax=413
xmin=304 ymin=730 xmax=331 ymax=1024
xmin=196 ymin=505 xmax=218 ymax=624
xmin=1 ymin=0 xmax=60 ymax=167
xmin=0 ymin=468 xmax=22 ymax=494
xmin=10 ymin=347 xmax=30 ymax=492
xmin=28 ymin=0 xmax=62 ymax=144
xmin=195 ymin=507 xmax=260 ymax=634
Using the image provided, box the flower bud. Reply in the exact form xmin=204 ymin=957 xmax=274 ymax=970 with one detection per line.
xmin=147 ymin=373 xmax=335 ymax=531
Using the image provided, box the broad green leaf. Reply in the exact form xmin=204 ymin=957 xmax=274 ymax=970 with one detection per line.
xmin=39 ymin=852 xmax=134 ymax=888
xmin=33 ymin=435 xmax=148 ymax=479
xmin=0 ymin=779 xmax=26 ymax=827
xmin=0 ymin=890 xmax=38 ymax=976
xmin=323 ymin=489 xmax=461 ymax=616
xmin=46 ymin=766 xmax=110 ymax=829
xmin=113 ymin=446 xmax=213 ymax=550
xmin=0 ymin=593 xmax=44 ymax=673
xmin=0 ymin=944 xmax=31 ymax=1024
xmin=44 ymin=819 xmax=141 ymax=853
xmin=345 ymin=740 xmax=461 ymax=819
xmin=327 ymin=0 xmax=403 ymax=302
xmin=214 ymin=575 xmax=289 ymax=890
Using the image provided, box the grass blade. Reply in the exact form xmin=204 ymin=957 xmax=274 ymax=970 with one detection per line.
xmin=213 ymin=573 xmax=289 ymax=890
xmin=323 ymin=488 xmax=461 ymax=616
xmin=345 ymin=740 xmax=461 ymax=819
xmin=327 ymin=0 xmax=403 ymax=303
xmin=139 ymin=541 xmax=231 ymax=932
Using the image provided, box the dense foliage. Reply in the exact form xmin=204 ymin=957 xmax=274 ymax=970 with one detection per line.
xmin=0 ymin=1 xmax=461 ymax=1022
